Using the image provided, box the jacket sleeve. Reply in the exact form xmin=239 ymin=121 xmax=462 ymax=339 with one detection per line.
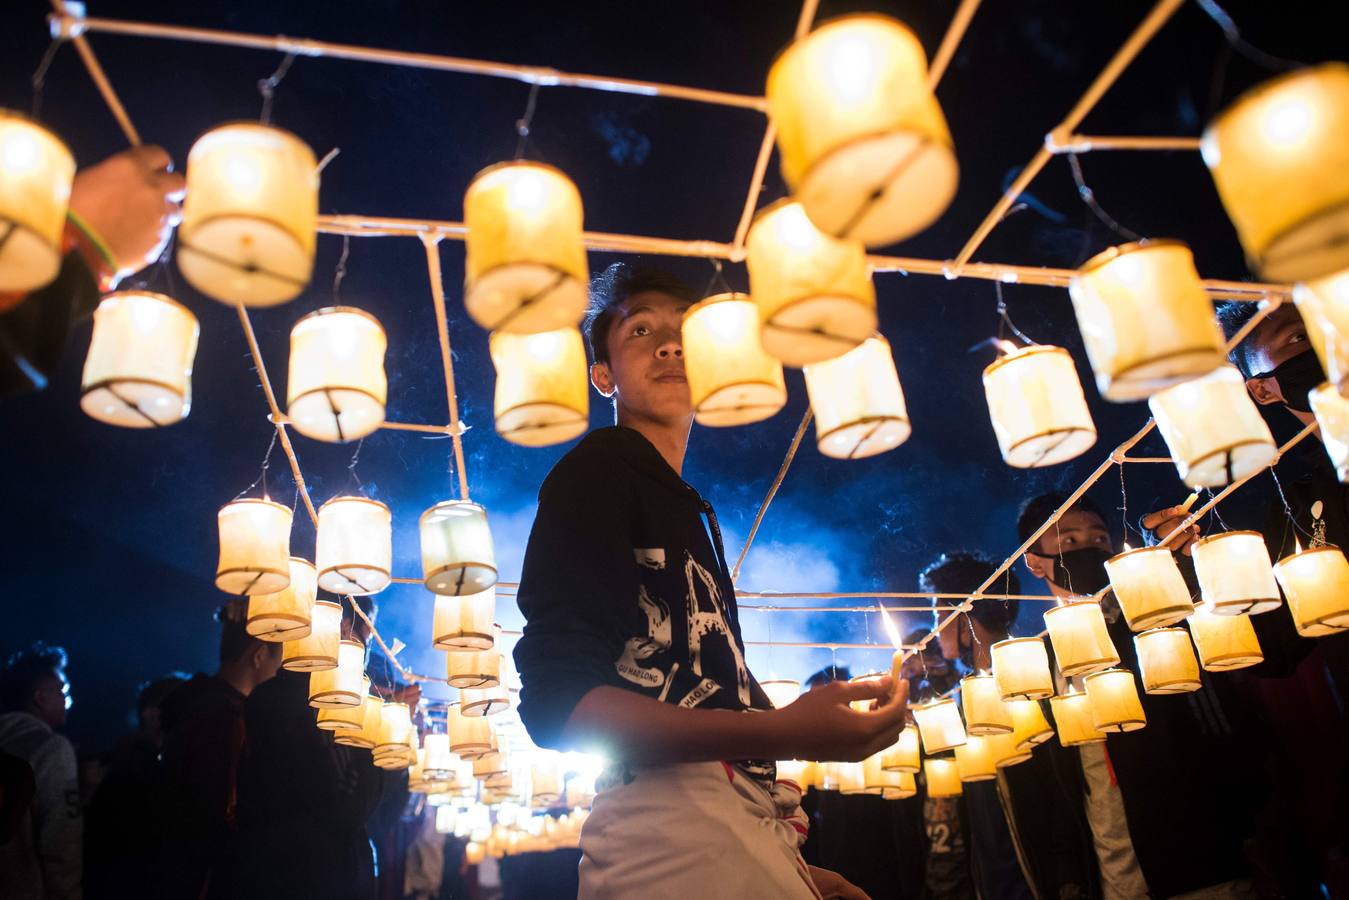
xmin=32 ymin=733 xmax=82 ymax=900
xmin=513 ymin=449 xmax=641 ymax=750
xmin=0 ymin=251 xmax=101 ymax=398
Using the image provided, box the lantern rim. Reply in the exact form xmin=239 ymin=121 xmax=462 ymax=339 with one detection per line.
xmin=220 ymin=496 xmax=293 ymax=515
xmin=177 ymin=213 xmax=314 ymax=302
xmin=814 ymin=415 xmax=911 ymax=459
xmin=682 ymin=292 xmax=753 ymax=322
xmin=467 ymin=263 xmax=587 ymax=333
xmin=1076 ymin=238 xmax=1190 ymax=276
xmin=990 ymin=636 xmax=1045 ymax=650
xmin=98 ymin=289 xmax=195 ymax=317
xmin=1193 ymin=529 xmax=1265 ymax=547
xmin=1043 ymin=599 xmax=1105 ymax=615
xmin=244 ymin=612 xmax=311 ymax=641
xmin=281 ymin=655 xmax=337 ymax=673
xmin=0 ymin=106 xmax=77 ymax=152
xmin=765 ymin=12 xmax=929 ymax=79
xmin=1178 ymin=438 xmax=1278 ymax=489
xmin=0 ymin=220 xmax=63 ymax=291
xmin=293 ymin=305 xmax=386 ymax=332
xmin=333 ymin=733 xmax=375 ymax=748
xmin=1275 ymin=543 xmax=1344 ymax=566
xmin=495 ymin=400 xmax=588 ymax=447
xmin=214 ymin=565 xmax=291 ymax=595
xmin=420 ymin=499 xmax=489 ymax=522
xmin=433 ymin=631 xmax=495 ymax=651
xmin=1107 ymin=544 xmax=1172 ymax=564
xmin=1001 ymin=426 xmax=1099 ymax=469
xmin=1142 ymin=679 xmax=1203 ymax=694
xmin=317 ymin=494 xmax=391 ymax=514
xmin=308 ymin=692 xmax=363 ymax=709
xmin=910 ymin=696 xmax=957 ymax=711
xmin=694 ymin=380 xmax=787 ymax=427
xmin=467 ymin=158 xmax=580 ymax=194
xmin=81 ymin=378 xmax=190 ymax=428
xmin=980 ymin=342 xmax=1070 ymax=377
xmin=189 ymin=119 xmax=315 ymax=159
xmin=1123 ymin=605 xmax=1194 ymax=631
xmin=461 ymin=696 xmax=510 ymax=717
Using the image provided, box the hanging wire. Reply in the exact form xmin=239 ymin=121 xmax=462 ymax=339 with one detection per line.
xmin=332 ymin=233 xmax=351 ymax=303
xmin=233 ymin=430 xmax=280 ymax=500
xmin=514 ymin=81 xmax=541 ymax=160
xmin=347 ymin=436 xmax=366 ymax=491
xmin=30 ymin=37 xmax=65 ymax=120
xmin=1193 ymin=0 xmax=1303 ymax=73
xmin=994 ymin=281 xmax=1036 ymax=345
xmin=701 ymin=258 xmax=735 ymax=299
xmin=1067 ymin=152 xmax=1142 ymax=243
xmin=258 ymin=51 xmax=298 ymax=125
xmin=1204 ymin=486 xmax=1233 ymax=532
xmin=1268 ymin=466 xmax=1317 ymax=543
xmin=1118 ymin=461 xmax=1132 ymax=545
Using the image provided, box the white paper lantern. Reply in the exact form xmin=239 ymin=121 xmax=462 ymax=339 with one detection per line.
xmin=1187 ymin=605 xmax=1264 ymax=670
xmin=0 ymin=110 xmax=75 ymax=292
xmin=1105 ymin=546 xmax=1195 ymax=631
xmin=286 ymin=307 xmax=388 ymax=443
xmin=959 ymin=674 xmax=1012 ymax=736
xmin=1191 ymin=530 xmax=1282 ymax=615
xmin=803 ymin=335 xmax=911 ymax=459
xmin=911 ymin=698 xmax=966 ymax=754
xmin=1043 ymin=600 xmax=1119 ymax=677
xmin=246 ymin=557 xmax=316 ymax=642
xmin=982 ymin=344 xmax=1096 ymax=467
xmin=1273 ymin=545 xmax=1349 ymax=636
xmin=215 ymin=498 xmax=293 ymax=595
xmin=1083 ymin=669 xmax=1146 ymax=733
xmin=420 ymin=501 xmax=498 ymax=596
xmin=1148 ymin=366 xmax=1277 ymax=488
xmin=1133 ymin=627 xmax=1202 ymax=694
xmin=316 ymin=496 xmax=392 ymax=595
xmin=80 ymin=291 xmax=200 ymax=428
xmin=991 ymin=637 xmax=1053 ymax=701
xmin=432 ymin=588 xmax=496 ymax=651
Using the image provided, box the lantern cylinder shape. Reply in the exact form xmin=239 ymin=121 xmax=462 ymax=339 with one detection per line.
xmin=448 ymin=633 xmax=503 ymax=688
xmin=1191 ymin=530 xmax=1282 ymax=615
xmin=848 ymin=672 xmax=886 ymax=712
xmin=1044 ymin=601 xmax=1119 ymax=677
xmin=1009 ymin=699 xmax=1055 ymax=750
xmin=924 ymin=758 xmax=963 ymax=798
xmin=1067 ymin=241 xmax=1226 ymax=401
xmin=954 ymin=735 xmax=998 ymax=783
xmin=490 ymin=327 xmax=588 ymax=446
xmin=316 ymin=496 xmax=392 ymax=595
xmin=833 ymin=762 xmax=867 ymax=795
xmin=473 ymin=751 xmax=508 ymax=778
xmin=215 ymin=498 xmax=293 ymax=595
xmin=179 ymin=122 xmax=317 ymax=305
xmin=1188 ymin=606 xmax=1264 ymax=670
xmin=960 ymin=675 xmax=1013 ymax=736
xmin=286 ymin=307 xmax=388 ymax=443
xmin=1105 ymin=546 xmax=1195 ymax=631
xmin=1274 ymin=545 xmax=1349 ymax=636
xmin=884 ymin=771 xmax=919 ymax=799
xmin=881 ymin=726 xmax=921 ymax=773
xmin=282 ymin=600 xmax=342 ymax=672
xmin=1311 ymin=383 xmax=1349 ymax=479
xmin=803 ymin=335 xmax=911 ymax=459
xmin=776 ymin=759 xmax=807 ymax=787
xmin=316 ymin=680 xmax=368 ymax=731
xmin=681 ymin=293 xmax=787 ymax=426
xmin=447 ymin=701 xmax=493 ymax=758
xmin=432 ymin=588 xmax=497 ymax=651
xmin=80 ymin=292 xmax=199 ymax=428
xmin=375 ymin=701 xmax=413 ymax=755
xmin=760 ymin=680 xmax=801 ymax=709
xmin=246 ymin=557 xmax=316 ymax=642
xmin=335 ymin=695 xmax=382 ymax=748
xmin=1083 ymin=669 xmax=1147 ymax=733
xmin=460 ymin=682 xmax=511 ymax=717
xmin=991 ymin=637 xmax=1054 ymax=701
xmin=1202 ymin=64 xmax=1349 ymax=281
xmin=745 ymin=199 xmax=877 ymax=367
xmin=1050 ymin=692 xmax=1106 ymax=747
xmin=532 ymin=761 xmax=562 ymax=806
xmin=862 ymin=754 xmax=901 ymax=792
xmin=911 ymin=698 xmax=967 ymax=754
xmin=765 ymin=15 xmax=957 ymax=248
xmin=1134 ymin=627 xmax=1203 ymax=694
xmin=420 ymin=501 xmax=498 ymax=596
xmin=1149 ymin=366 xmax=1278 ymax=488
xmin=463 ymin=161 xmax=588 ymax=334
xmin=1295 ymin=274 xmax=1349 ymax=392
xmin=422 ymin=733 xmax=455 ymax=779
xmin=986 ymin=731 xmax=1033 ymax=768
xmin=0 ymin=111 xmax=75 ymax=291
xmin=983 ymin=344 xmax=1097 ymax=467
xmin=308 ymin=639 xmax=366 ymax=709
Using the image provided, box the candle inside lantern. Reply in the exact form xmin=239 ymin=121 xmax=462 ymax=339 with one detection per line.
xmin=803 ymin=335 xmax=912 ymax=459
xmin=911 ymin=697 xmax=967 ymax=753
xmin=982 ymin=344 xmax=1097 ymax=467
xmin=1083 ymin=669 xmax=1147 ymax=733
xmin=1191 ymin=530 xmax=1283 ymax=615
xmin=880 ymin=726 xmax=921 ymax=773
xmin=1134 ymin=627 xmax=1203 ymax=694
xmin=924 ymin=757 xmax=963 ymax=798
xmin=1274 ymin=544 xmax=1349 ymax=636
xmin=179 ymin=122 xmax=317 ymax=306
xmin=1310 ymin=383 xmax=1349 ymax=480
xmin=1104 ymin=546 xmax=1195 ymax=631
xmin=420 ymin=500 xmax=498 ymax=596
xmin=1008 ymin=699 xmax=1055 ymax=750
xmin=954 ymin=735 xmax=998 ymax=782
xmin=0 ymin=110 xmax=75 ymax=292
xmin=1049 ymin=690 xmax=1106 ymax=747
xmin=286 ymin=307 xmax=388 ymax=443
xmin=1044 ymin=600 xmax=1120 ymax=678
xmin=308 ymin=639 xmax=366 ymax=709
xmin=960 ymin=674 xmax=1013 ymax=735
xmin=1149 ymin=366 xmax=1278 ymax=488
xmin=463 ymin=161 xmax=588 ymax=334
xmin=991 ymin=637 xmax=1054 ymax=701
xmin=765 ymin=14 xmax=957 ymax=247
xmin=490 ymin=327 xmax=589 ymax=447
xmin=745 ymin=199 xmax=876 ymax=367
xmin=316 ymin=496 xmax=392 ymax=596
xmin=282 ymin=599 xmax=342 ymax=672
xmin=1067 ymin=241 xmax=1226 ymax=401
xmin=215 ymin=498 xmax=293 ymax=596
xmin=1187 ymin=605 xmax=1264 ymax=670
xmin=432 ymin=587 xmax=497 ymax=651
xmin=80 ymin=291 xmax=200 ymax=428
xmin=247 ymin=557 xmax=316 ymax=642
xmin=760 ymin=679 xmax=801 ymax=709
xmin=681 ymin=293 xmax=787 ymax=427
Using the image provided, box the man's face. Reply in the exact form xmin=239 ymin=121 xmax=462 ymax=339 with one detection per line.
xmin=1244 ymin=305 xmax=1313 ymax=406
xmin=1023 ymin=509 xmax=1112 ymax=589
xmin=33 ymin=670 xmax=70 ymax=728
xmin=592 ymin=291 xmax=692 ymax=423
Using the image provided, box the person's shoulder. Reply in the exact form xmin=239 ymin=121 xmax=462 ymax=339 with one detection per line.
xmin=540 ymin=428 xmax=639 ymax=494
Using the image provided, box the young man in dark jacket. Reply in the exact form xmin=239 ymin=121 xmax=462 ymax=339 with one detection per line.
xmin=513 ymin=264 xmax=909 ymax=900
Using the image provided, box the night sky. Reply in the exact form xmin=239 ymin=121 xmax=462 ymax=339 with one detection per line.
xmin=0 ymin=0 xmax=1339 ymax=752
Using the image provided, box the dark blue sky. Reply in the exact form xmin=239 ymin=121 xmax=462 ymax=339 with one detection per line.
xmin=1 ymin=0 xmax=1336 ymax=750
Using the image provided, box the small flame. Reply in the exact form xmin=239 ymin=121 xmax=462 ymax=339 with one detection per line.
xmin=1181 ymin=491 xmax=1200 ymax=512
xmin=1123 ymin=541 xmax=1134 ymax=552
xmin=878 ymin=603 xmax=903 ymax=650
xmin=995 ymin=338 xmax=1020 ymax=356
xmin=1295 ymin=535 xmax=1303 ymax=554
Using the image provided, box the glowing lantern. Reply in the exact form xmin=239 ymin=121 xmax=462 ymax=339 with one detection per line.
xmin=1150 ymin=365 xmax=1278 ymax=487
xmin=1043 ymin=600 xmax=1119 ymax=678
xmin=179 ymin=123 xmax=317 ymax=305
xmin=316 ymin=678 xmax=368 ymax=731
xmin=285 ymin=308 xmax=387 ymax=443
xmin=308 ymin=639 xmax=365 ymax=709
xmin=247 ymin=557 xmax=316 ymax=642
xmin=911 ymin=698 xmax=966 ymax=754
xmin=1295 ymin=274 xmax=1349 ymax=390
xmin=681 ymin=293 xmax=787 ymax=426
xmin=765 ymin=15 xmax=956 ymax=247
xmin=374 ymin=701 xmax=412 ymax=756
xmin=1067 ymin=241 xmax=1226 ymax=401
xmin=447 ymin=700 xmax=493 ymax=759
xmin=447 ymin=633 xmax=502 ymax=689
xmin=1105 ymin=546 xmax=1195 ymax=631
xmin=863 ymin=752 xmax=903 ymax=793
xmin=959 ymin=674 xmax=1012 ymax=736
xmin=433 ymin=587 xmax=496 ymax=651
xmin=461 ymin=681 xmax=511 ymax=717
xmin=991 ymin=637 xmax=1053 ymax=701
xmin=1203 ymin=64 xmax=1349 ymax=281
xmin=80 ymin=291 xmax=199 ymax=428
xmin=0 ymin=111 xmax=74 ymax=291
xmin=953 ymin=735 xmax=997 ymax=782
xmin=1009 ymin=699 xmax=1054 ymax=750
xmin=834 ymin=762 xmax=867 ymax=795
xmin=1049 ymin=691 xmax=1106 ymax=747
xmin=776 ymin=759 xmax=807 ymax=786
xmin=463 ymin=161 xmax=588 ymax=334
xmin=215 ymin=498 xmax=293 ymax=595
xmin=422 ymin=733 xmax=454 ymax=779
xmin=282 ymin=599 xmax=341 ymax=672
xmin=760 ymin=679 xmax=801 ymax=709
xmin=1187 ymin=606 xmax=1264 ymax=670
xmin=1191 ymin=531 xmax=1282 ymax=615
xmin=986 ymin=731 xmax=1032 ymax=768
xmin=1134 ymin=627 xmax=1202 ymax=694
xmin=881 ymin=726 xmax=921 ymax=773
xmin=1274 ymin=544 xmax=1349 ymax=636
xmin=419 ymin=502 xmax=498 ymax=597
xmin=982 ymin=344 xmax=1097 ymax=467
xmin=1083 ymin=669 xmax=1146 ymax=733
xmin=465 ymin=843 xmax=485 ymax=866
xmin=884 ymin=771 xmax=919 ymax=800
xmin=1310 ymin=383 xmax=1349 ymax=479
xmin=473 ymin=751 xmax=508 ymax=778
xmin=334 ymin=695 xmax=381 ymax=748
xmin=745 ymin=199 xmax=876 ymax=367
xmin=803 ymin=335 xmax=911 ymax=458
xmin=924 ymin=758 xmax=962 ymax=798
xmin=531 ymin=758 xmax=562 ymax=806
xmin=490 ymin=327 xmax=589 ymax=446
xmin=316 ymin=496 xmax=392 ymax=595
xmin=848 ymin=672 xmax=887 ymax=712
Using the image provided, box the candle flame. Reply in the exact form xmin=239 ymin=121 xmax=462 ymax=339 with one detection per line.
xmin=878 ymin=603 xmax=903 ymax=650
xmin=1123 ymin=541 xmax=1134 ymax=552
xmin=1181 ymin=491 xmax=1200 ymax=512
xmin=1295 ymin=535 xmax=1303 ymax=554
xmin=995 ymin=338 xmax=1020 ymax=356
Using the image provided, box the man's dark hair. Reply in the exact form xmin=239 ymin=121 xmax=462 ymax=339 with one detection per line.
xmin=805 ymin=665 xmax=851 ymax=690
xmin=919 ymin=552 xmax=1021 ymax=635
xmin=136 ymin=672 xmax=190 ymax=724
xmin=216 ymin=601 xmax=265 ymax=664
xmin=1216 ymin=300 xmax=1262 ymax=378
xmin=0 ymin=642 xmax=68 ymax=712
xmin=1016 ymin=492 xmax=1108 ymax=548
xmin=584 ymin=262 xmax=699 ymax=366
